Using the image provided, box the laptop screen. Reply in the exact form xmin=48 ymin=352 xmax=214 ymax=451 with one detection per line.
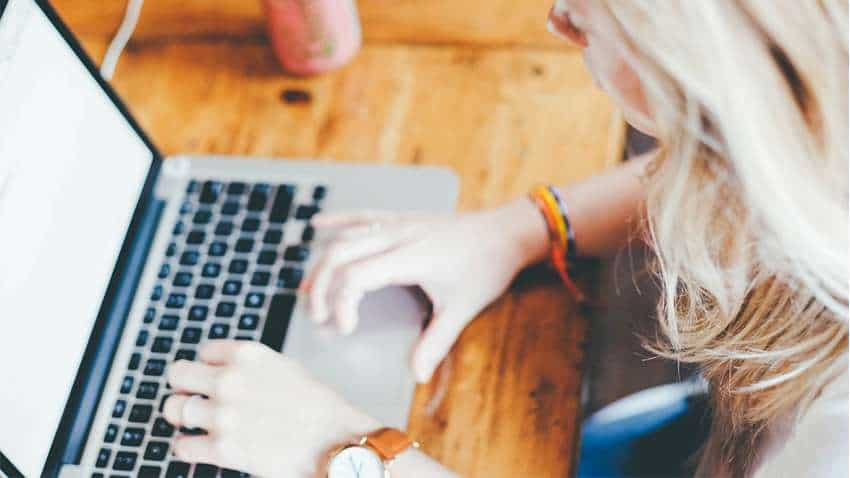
xmin=0 ymin=1 xmax=154 ymax=475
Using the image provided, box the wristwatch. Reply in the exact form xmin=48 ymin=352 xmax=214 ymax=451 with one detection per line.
xmin=325 ymin=427 xmax=419 ymax=478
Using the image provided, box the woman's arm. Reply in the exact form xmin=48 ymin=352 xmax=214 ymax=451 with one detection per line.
xmin=304 ymin=154 xmax=651 ymax=383
xmin=509 ymin=153 xmax=651 ymax=266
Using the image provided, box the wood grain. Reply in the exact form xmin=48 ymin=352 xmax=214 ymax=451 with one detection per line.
xmin=54 ymin=0 xmax=567 ymax=49
xmin=52 ymin=1 xmax=619 ymax=476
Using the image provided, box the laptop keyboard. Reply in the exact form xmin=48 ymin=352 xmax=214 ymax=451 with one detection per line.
xmin=91 ymin=179 xmax=326 ymax=478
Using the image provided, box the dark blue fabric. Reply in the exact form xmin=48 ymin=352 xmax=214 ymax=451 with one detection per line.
xmin=578 ymin=394 xmax=710 ymax=478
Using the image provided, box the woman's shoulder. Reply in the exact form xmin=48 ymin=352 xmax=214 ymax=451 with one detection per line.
xmin=752 ymin=372 xmax=848 ymax=478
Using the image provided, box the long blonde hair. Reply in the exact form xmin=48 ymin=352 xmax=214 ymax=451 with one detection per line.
xmin=594 ymin=1 xmax=848 ymax=475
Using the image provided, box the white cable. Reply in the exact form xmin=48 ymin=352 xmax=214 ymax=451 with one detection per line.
xmin=99 ymin=0 xmax=145 ymax=81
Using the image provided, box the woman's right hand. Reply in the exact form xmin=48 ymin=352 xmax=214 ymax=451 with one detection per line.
xmin=302 ymin=199 xmax=548 ymax=383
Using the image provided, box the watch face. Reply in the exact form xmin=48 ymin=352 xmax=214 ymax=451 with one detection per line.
xmin=328 ymin=446 xmax=386 ymax=478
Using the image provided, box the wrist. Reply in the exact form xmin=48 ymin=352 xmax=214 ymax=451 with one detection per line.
xmin=492 ymin=197 xmax=550 ymax=269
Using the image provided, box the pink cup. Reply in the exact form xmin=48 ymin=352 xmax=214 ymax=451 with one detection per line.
xmin=262 ymin=0 xmax=363 ymax=76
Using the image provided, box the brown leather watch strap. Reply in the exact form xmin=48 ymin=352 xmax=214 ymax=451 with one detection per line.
xmin=364 ymin=427 xmax=415 ymax=461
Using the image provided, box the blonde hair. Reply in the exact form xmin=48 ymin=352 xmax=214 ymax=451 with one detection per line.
xmin=593 ymin=1 xmax=848 ymax=475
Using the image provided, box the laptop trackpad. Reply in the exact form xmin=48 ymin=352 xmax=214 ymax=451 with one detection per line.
xmin=281 ymin=286 xmax=429 ymax=429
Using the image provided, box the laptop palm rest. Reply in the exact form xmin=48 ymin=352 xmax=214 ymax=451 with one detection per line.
xmin=282 ymin=286 xmax=429 ymax=428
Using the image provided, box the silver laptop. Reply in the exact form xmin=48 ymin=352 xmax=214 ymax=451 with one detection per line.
xmin=0 ymin=1 xmax=458 ymax=477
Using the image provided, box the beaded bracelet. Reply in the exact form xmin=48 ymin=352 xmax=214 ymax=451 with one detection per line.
xmin=529 ymin=185 xmax=584 ymax=302
xmin=546 ymin=186 xmax=577 ymax=264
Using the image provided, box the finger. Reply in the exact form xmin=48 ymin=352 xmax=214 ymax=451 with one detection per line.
xmin=199 ymin=340 xmax=244 ymax=365
xmin=331 ymin=251 xmax=416 ymax=335
xmin=167 ymin=360 xmax=220 ymax=397
xmin=162 ymin=394 xmax=217 ymax=430
xmin=305 ymin=234 xmax=404 ymax=324
xmin=173 ymin=436 xmax=221 ymax=466
xmin=411 ymin=308 xmax=470 ymax=383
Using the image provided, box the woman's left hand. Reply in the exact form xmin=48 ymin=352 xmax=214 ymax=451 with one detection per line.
xmin=163 ymin=340 xmax=381 ymax=477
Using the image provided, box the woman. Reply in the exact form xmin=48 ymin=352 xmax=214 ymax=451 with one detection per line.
xmin=163 ymin=0 xmax=849 ymax=476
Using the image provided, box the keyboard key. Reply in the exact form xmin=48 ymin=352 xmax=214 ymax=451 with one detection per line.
xmin=95 ymin=448 xmax=111 ymax=468
xmin=261 ymin=294 xmax=295 ymax=351
xmin=313 ymin=185 xmax=327 ymax=200
xmin=152 ymin=336 xmax=173 ymax=353
xmin=186 ymin=180 xmax=199 ymax=194
xmin=120 ymin=427 xmax=145 ymax=446
xmin=278 ymin=266 xmax=303 ymax=289
xmin=112 ymin=399 xmax=127 ymax=418
xmin=180 ymin=200 xmax=193 ymax=215
xmin=245 ymin=293 xmax=265 ymax=308
xmin=247 ymin=190 xmax=268 ymax=212
xmin=221 ymin=202 xmax=240 ymax=216
xmin=221 ymin=469 xmax=250 ymax=478
xmin=235 ymin=238 xmax=255 ymax=253
xmin=284 ymin=245 xmax=310 ymax=262
xmin=229 ymin=259 xmax=248 ymax=274
xmin=139 ymin=465 xmax=162 ymax=478
xmin=144 ymin=441 xmax=169 ymax=461
xmin=158 ymin=263 xmax=171 ymax=279
xmin=227 ymin=182 xmax=246 ymax=195
xmin=189 ymin=305 xmax=209 ymax=321
xmin=209 ymin=323 xmax=230 ymax=339
xmin=202 ymin=263 xmax=221 ymax=278
xmin=128 ymin=353 xmax=141 ymax=370
xmin=251 ymin=271 xmax=271 ymax=286
xmin=181 ymin=327 xmax=202 ymax=344
xmin=173 ymin=271 xmax=193 ymax=287
xmin=208 ymin=241 xmax=228 ymax=257
xmin=159 ymin=315 xmax=179 ymax=331
xmin=193 ymin=210 xmax=212 ymax=225
xmin=150 ymin=285 xmax=163 ymax=301
xmin=241 ymin=217 xmax=261 ymax=233
xmin=193 ymin=464 xmax=218 ymax=477
xmin=144 ymin=358 xmax=166 ymax=376
xmin=238 ymin=314 xmax=259 ymax=330
xmin=215 ymin=302 xmax=236 ymax=318
xmin=173 ymin=221 xmax=185 ymax=235
xmin=235 ymin=335 xmax=253 ymax=340
xmin=196 ymin=284 xmax=215 ymax=299
xmin=302 ymin=224 xmax=315 ymax=242
xmin=199 ymin=181 xmax=224 ymax=204
xmin=175 ymin=349 xmax=196 ymax=361
xmin=180 ymin=251 xmax=199 ymax=266
xmin=269 ymin=184 xmax=295 ymax=222
xmin=136 ymin=330 xmax=149 ymax=347
xmin=137 ymin=381 xmax=159 ymax=400
xmin=144 ymin=307 xmax=156 ymax=324
xmin=215 ymin=221 xmax=234 ymax=236
xmin=258 ymin=250 xmax=277 ymax=265
xmin=263 ymin=229 xmax=283 ymax=244
xmin=253 ymin=183 xmax=271 ymax=194
xmin=165 ymin=242 xmax=177 ymax=257
xmin=295 ymin=204 xmax=319 ymax=220
xmin=223 ymin=280 xmax=242 ymax=296
xmin=129 ymin=404 xmax=153 ymax=423
xmin=152 ymin=417 xmax=175 ymax=438
xmin=112 ymin=451 xmax=137 ymax=471
xmin=166 ymin=293 xmax=187 ymax=309
xmin=187 ymin=230 xmax=206 ymax=245
xmin=166 ymin=461 xmax=191 ymax=478
xmin=120 ymin=376 xmax=134 ymax=394
xmin=104 ymin=424 xmax=119 ymax=443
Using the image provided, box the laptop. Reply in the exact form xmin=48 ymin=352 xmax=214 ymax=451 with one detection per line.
xmin=0 ymin=1 xmax=458 ymax=477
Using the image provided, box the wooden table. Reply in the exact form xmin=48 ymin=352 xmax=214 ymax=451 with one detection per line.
xmin=53 ymin=1 xmax=620 ymax=475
